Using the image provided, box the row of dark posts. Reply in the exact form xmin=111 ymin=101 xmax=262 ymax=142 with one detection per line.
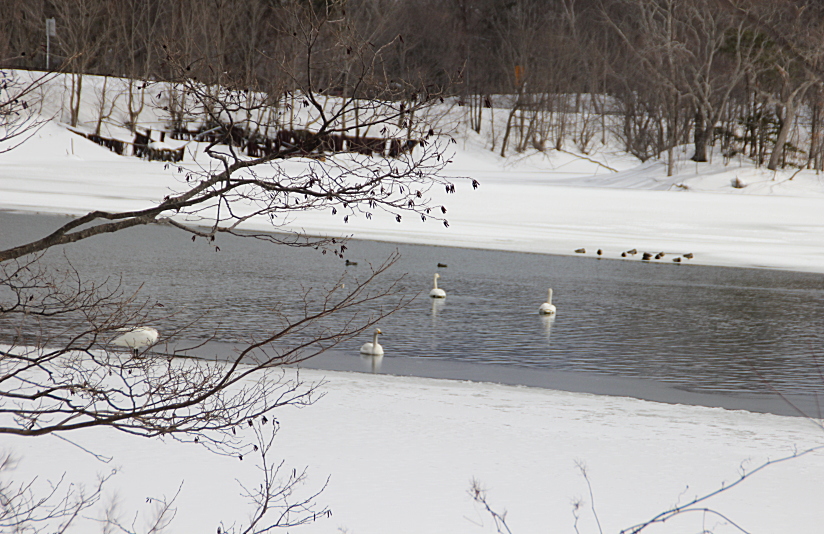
xmin=132 ymin=129 xmax=184 ymax=162
xmin=74 ymin=129 xmax=183 ymax=163
xmin=80 ymin=123 xmax=420 ymax=164
xmin=245 ymin=130 xmax=420 ymax=159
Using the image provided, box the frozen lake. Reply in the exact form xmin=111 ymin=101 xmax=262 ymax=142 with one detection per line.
xmin=2 ymin=210 xmax=823 ymax=415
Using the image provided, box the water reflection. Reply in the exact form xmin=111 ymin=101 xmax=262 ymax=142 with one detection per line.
xmin=360 ymin=353 xmax=383 ymax=373
xmin=539 ymin=315 xmax=554 ymax=344
xmin=431 ymin=298 xmax=445 ymax=318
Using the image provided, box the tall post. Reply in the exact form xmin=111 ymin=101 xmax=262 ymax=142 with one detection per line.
xmin=45 ymin=18 xmax=56 ymax=70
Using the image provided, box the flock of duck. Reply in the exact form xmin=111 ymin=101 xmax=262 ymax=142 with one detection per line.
xmin=574 ymin=247 xmax=695 ymax=263
xmin=358 ymin=273 xmax=556 ymax=357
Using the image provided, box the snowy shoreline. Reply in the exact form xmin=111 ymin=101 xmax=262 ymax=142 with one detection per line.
xmin=3 ymin=86 xmax=824 ymax=533
xmin=3 ymin=118 xmax=824 ymax=274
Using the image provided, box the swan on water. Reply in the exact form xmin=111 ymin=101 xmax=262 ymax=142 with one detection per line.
xmin=538 ymin=288 xmax=556 ymax=315
xmin=112 ymin=326 xmax=159 ymax=356
xmin=429 ymin=273 xmax=446 ymax=298
xmin=360 ymin=328 xmax=384 ymax=356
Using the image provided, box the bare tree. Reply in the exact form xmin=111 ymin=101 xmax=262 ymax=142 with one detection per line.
xmin=470 ymin=444 xmax=824 ymax=534
xmin=764 ymin=65 xmax=815 ymax=170
xmin=52 ymin=0 xmax=113 ymax=127
xmin=110 ymin=0 xmax=168 ymax=132
xmin=734 ymin=0 xmax=824 ymax=170
xmin=606 ymin=0 xmax=766 ymax=164
xmin=0 ymin=69 xmax=55 ymax=154
xmin=0 ymin=450 xmax=113 ymax=534
xmin=0 ymin=3 xmax=465 ymax=531
xmin=1 ymin=9 xmax=459 ymax=432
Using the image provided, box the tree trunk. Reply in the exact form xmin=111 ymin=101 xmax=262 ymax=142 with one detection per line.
xmin=70 ymin=73 xmax=84 ymax=128
xmin=768 ymin=100 xmax=797 ymax=171
xmin=94 ymin=76 xmax=108 ymax=136
xmin=692 ymin=111 xmax=709 ymax=162
xmin=500 ymin=106 xmax=516 ymax=157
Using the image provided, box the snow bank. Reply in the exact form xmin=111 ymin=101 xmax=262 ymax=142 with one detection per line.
xmin=6 ymin=367 xmax=824 ymax=534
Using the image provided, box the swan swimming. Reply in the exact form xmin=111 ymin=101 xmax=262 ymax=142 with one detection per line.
xmin=359 ymin=328 xmax=384 ymax=356
xmin=429 ymin=273 xmax=446 ymax=298
xmin=112 ymin=326 xmax=159 ymax=356
xmin=538 ymin=288 xmax=556 ymax=315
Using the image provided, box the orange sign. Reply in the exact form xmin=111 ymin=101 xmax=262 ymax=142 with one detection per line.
xmin=514 ymin=65 xmax=525 ymax=87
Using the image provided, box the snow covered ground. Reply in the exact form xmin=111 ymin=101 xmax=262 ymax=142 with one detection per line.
xmin=5 ymin=368 xmax=824 ymax=534
xmin=2 ymin=72 xmax=824 ymax=273
xmin=5 ymin=119 xmax=824 ymax=273
xmin=2 ymin=74 xmax=824 ymax=533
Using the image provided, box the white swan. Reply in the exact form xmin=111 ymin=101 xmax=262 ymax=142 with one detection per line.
xmin=112 ymin=326 xmax=159 ymax=356
xmin=429 ymin=273 xmax=446 ymax=298
xmin=359 ymin=328 xmax=384 ymax=356
xmin=538 ymin=288 xmax=556 ymax=315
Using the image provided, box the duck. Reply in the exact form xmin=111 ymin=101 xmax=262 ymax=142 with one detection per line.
xmin=112 ymin=326 xmax=159 ymax=357
xmin=683 ymin=253 xmax=694 ymax=259
xmin=574 ymin=248 xmax=586 ymax=254
xmin=429 ymin=273 xmax=446 ymax=298
xmin=359 ymin=328 xmax=384 ymax=356
xmin=539 ymin=288 xmax=556 ymax=315
xmin=437 ymin=262 xmax=448 ymax=268
xmin=345 ymin=259 xmax=358 ymax=266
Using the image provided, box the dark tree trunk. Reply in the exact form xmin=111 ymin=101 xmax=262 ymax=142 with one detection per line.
xmin=692 ymin=111 xmax=709 ymax=162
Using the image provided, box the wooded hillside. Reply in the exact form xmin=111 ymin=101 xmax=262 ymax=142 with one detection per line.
xmin=4 ymin=0 xmax=824 ymax=171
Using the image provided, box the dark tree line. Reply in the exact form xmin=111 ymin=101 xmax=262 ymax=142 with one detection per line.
xmin=3 ymin=0 xmax=824 ymax=171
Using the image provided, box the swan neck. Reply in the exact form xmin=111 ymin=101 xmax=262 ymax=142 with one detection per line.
xmin=433 ymin=274 xmax=439 ymax=289
xmin=547 ymin=288 xmax=553 ymax=304
xmin=373 ymin=331 xmax=380 ymax=344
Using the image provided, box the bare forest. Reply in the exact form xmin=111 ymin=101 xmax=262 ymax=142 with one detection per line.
xmin=3 ymin=0 xmax=824 ymax=173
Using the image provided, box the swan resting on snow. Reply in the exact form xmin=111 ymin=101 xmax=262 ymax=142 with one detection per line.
xmin=112 ymin=326 xmax=159 ymax=356
xmin=360 ymin=328 xmax=384 ymax=356
xmin=539 ymin=289 xmax=556 ymax=315
xmin=429 ymin=273 xmax=446 ymax=298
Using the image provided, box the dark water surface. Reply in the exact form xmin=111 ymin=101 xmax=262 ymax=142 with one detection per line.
xmin=2 ymin=210 xmax=824 ymax=416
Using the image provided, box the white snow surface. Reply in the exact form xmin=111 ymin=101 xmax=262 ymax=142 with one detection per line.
xmin=5 ymin=368 xmax=824 ymax=534
xmin=1 ymin=75 xmax=824 ymax=272
xmin=2 ymin=76 xmax=824 ymax=533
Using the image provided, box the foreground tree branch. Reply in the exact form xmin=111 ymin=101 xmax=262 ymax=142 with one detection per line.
xmin=0 ymin=252 xmax=409 ymax=446
xmin=0 ymin=4 xmax=468 ymax=531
